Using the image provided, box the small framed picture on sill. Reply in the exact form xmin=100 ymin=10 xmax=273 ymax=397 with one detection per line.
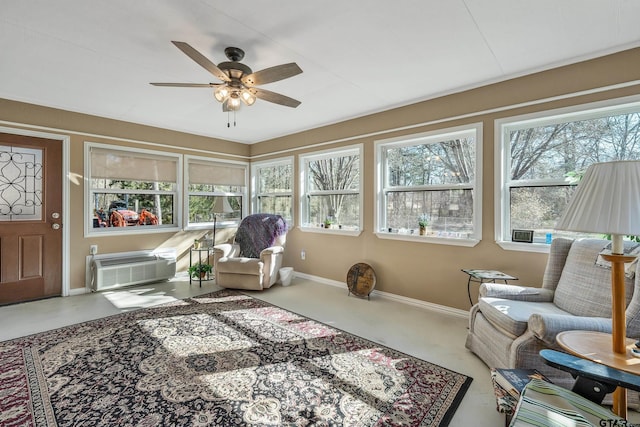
xmin=511 ymin=229 xmax=534 ymax=243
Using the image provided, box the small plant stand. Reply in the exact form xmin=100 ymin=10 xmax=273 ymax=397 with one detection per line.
xmin=189 ymin=247 xmax=213 ymax=287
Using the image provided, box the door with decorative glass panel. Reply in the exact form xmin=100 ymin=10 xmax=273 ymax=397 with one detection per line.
xmin=0 ymin=133 xmax=62 ymax=305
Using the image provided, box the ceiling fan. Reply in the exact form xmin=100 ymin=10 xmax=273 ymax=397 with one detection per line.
xmin=151 ymin=41 xmax=302 ymax=112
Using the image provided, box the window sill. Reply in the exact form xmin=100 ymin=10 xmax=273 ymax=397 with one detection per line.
xmin=185 ymin=221 xmax=239 ymax=231
xmin=86 ymin=225 xmax=180 ymax=238
xmin=497 ymin=240 xmax=552 ymax=253
xmin=375 ymin=232 xmax=480 ymax=247
xmin=298 ymin=226 xmax=362 ymax=237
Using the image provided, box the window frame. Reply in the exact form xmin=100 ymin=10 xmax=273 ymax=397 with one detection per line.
xmin=251 ymin=156 xmax=294 ymax=225
xmin=299 ymin=144 xmax=363 ymax=236
xmin=84 ymin=142 xmax=182 ymax=237
xmin=495 ymin=95 xmax=640 ymax=253
xmin=375 ymin=123 xmax=483 ymax=247
xmin=184 ymin=155 xmax=248 ymax=230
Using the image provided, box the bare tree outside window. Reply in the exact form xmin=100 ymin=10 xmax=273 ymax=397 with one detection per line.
xmin=381 ymin=132 xmax=478 ymax=238
xmin=255 ymin=161 xmax=292 ymax=222
xmin=505 ymin=109 xmax=640 ymax=242
xmin=302 ymin=148 xmax=361 ymax=229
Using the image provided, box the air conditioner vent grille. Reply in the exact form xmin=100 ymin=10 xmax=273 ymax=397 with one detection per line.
xmin=90 ymin=251 xmax=176 ymax=291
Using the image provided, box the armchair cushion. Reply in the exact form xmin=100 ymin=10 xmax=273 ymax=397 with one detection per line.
xmin=552 ymin=239 xmax=623 ymax=317
xmin=478 ymin=297 xmax=570 ymax=338
xmin=528 ymin=313 xmax=611 ymax=346
xmin=216 ymin=257 xmax=263 ymax=276
xmin=213 ymin=243 xmax=240 ymax=259
xmin=480 ymin=283 xmax=555 ymax=302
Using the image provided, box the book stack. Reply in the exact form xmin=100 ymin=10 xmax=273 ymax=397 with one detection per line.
xmin=491 ymin=368 xmax=551 ymax=399
xmin=510 ymin=379 xmax=625 ymax=427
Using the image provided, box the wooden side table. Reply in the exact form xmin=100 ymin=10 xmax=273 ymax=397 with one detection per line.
xmin=556 ymin=330 xmax=640 ymax=418
xmin=461 ymin=269 xmax=518 ymax=306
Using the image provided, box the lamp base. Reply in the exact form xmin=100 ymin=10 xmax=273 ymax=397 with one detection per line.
xmin=600 ymin=252 xmax=637 ymax=418
xmin=600 ymin=253 xmax=636 ymax=353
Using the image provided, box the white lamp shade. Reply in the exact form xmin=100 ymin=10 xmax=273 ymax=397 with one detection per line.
xmin=213 ymin=197 xmax=234 ymax=214
xmin=555 ymin=160 xmax=640 ymax=236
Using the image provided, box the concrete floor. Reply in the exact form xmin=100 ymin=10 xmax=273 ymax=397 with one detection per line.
xmin=0 ymin=275 xmax=506 ymax=426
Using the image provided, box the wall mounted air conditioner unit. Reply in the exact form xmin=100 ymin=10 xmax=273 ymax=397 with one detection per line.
xmin=90 ymin=250 xmax=176 ymax=291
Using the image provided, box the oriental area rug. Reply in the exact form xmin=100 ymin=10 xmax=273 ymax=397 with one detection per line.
xmin=1 ymin=289 xmax=472 ymax=426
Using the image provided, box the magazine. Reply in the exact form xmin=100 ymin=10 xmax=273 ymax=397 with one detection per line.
xmin=491 ymin=368 xmax=551 ymax=398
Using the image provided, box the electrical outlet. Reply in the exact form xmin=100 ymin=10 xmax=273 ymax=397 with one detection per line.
xmin=300 ymin=250 xmax=306 ymax=260
xmin=90 ymin=245 xmax=98 ymax=255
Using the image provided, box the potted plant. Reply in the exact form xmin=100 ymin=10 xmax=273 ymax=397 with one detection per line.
xmin=188 ymin=262 xmax=212 ymax=279
xmin=323 ymin=218 xmax=333 ymax=229
xmin=418 ymin=214 xmax=429 ymax=236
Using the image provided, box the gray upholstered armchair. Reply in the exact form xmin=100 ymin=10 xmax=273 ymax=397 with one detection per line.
xmin=466 ymin=238 xmax=640 ymax=387
xmin=212 ymin=213 xmax=288 ymax=291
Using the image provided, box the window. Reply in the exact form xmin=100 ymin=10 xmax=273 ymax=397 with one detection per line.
xmin=300 ymin=145 xmax=362 ymax=233
xmin=252 ymin=157 xmax=293 ymax=224
xmin=186 ymin=157 xmax=247 ymax=229
xmin=497 ymin=98 xmax=640 ymax=248
xmin=86 ymin=144 xmax=180 ymax=235
xmin=376 ymin=124 xmax=482 ymax=245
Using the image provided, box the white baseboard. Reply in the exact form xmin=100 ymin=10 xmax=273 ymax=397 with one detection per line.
xmin=69 ymin=286 xmax=90 ymax=296
xmin=66 ymin=268 xmax=469 ymax=319
xmin=293 ymin=272 xmax=469 ymax=319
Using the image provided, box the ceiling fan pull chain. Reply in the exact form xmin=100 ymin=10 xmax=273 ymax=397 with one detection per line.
xmin=234 ymin=110 xmax=237 ymax=127
xmin=227 ymin=111 xmax=230 ymax=128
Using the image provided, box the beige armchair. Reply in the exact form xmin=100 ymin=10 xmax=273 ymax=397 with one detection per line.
xmin=213 ymin=214 xmax=288 ymax=291
xmin=466 ymin=238 xmax=640 ymax=387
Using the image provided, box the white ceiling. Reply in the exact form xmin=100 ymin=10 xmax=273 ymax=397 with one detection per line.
xmin=2 ymin=1 xmax=640 ymax=144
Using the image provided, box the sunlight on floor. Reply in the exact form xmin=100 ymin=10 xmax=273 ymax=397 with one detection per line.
xmin=101 ymin=287 xmax=180 ymax=309
xmin=0 ymin=279 xmax=507 ymax=425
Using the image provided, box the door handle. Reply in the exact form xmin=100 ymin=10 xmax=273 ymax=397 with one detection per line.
xmin=52 ymin=223 xmax=61 ymax=230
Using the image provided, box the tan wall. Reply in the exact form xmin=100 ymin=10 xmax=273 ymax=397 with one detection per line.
xmin=251 ymin=48 xmax=640 ymax=310
xmin=0 ymin=98 xmax=250 ymax=291
xmin=2 ymin=48 xmax=640 ymax=309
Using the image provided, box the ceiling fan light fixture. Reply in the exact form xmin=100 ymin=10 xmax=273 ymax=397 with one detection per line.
xmin=152 ymin=42 xmax=303 ymax=118
xmin=214 ymin=86 xmax=230 ymax=102
xmin=228 ymin=93 xmax=241 ymax=110
xmin=240 ymin=89 xmax=256 ymax=106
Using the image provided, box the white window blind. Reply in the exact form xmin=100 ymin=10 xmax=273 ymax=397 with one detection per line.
xmin=189 ymin=162 xmax=245 ymax=186
xmin=91 ymin=147 xmax=177 ymax=182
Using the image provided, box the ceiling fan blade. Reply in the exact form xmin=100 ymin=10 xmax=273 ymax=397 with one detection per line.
xmin=171 ymin=41 xmax=231 ymax=83
xmin=249 ymin=87 xmax=301 ymax=108
xmin=150 ymin=83 xmax=219 ymax=87
xmin=241 ymin=63 xmax=302 ymax=86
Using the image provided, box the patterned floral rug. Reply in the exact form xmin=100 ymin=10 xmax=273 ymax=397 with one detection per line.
xmin=1 ymin=289 xmax=472 ymax=426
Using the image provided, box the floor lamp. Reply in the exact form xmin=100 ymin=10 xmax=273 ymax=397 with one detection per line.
xmin=555 ymin=160 xmax=640 ymax=415
xmin=212 ymin=197 xmax=234 ymax=247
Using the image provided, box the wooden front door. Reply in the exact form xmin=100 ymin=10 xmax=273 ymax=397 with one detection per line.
xmin=0 ymin=132 xmax=63 ymax=305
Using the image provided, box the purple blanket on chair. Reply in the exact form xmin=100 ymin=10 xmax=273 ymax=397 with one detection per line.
xmin=235 ymin=214 xmax=288 ymax=258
